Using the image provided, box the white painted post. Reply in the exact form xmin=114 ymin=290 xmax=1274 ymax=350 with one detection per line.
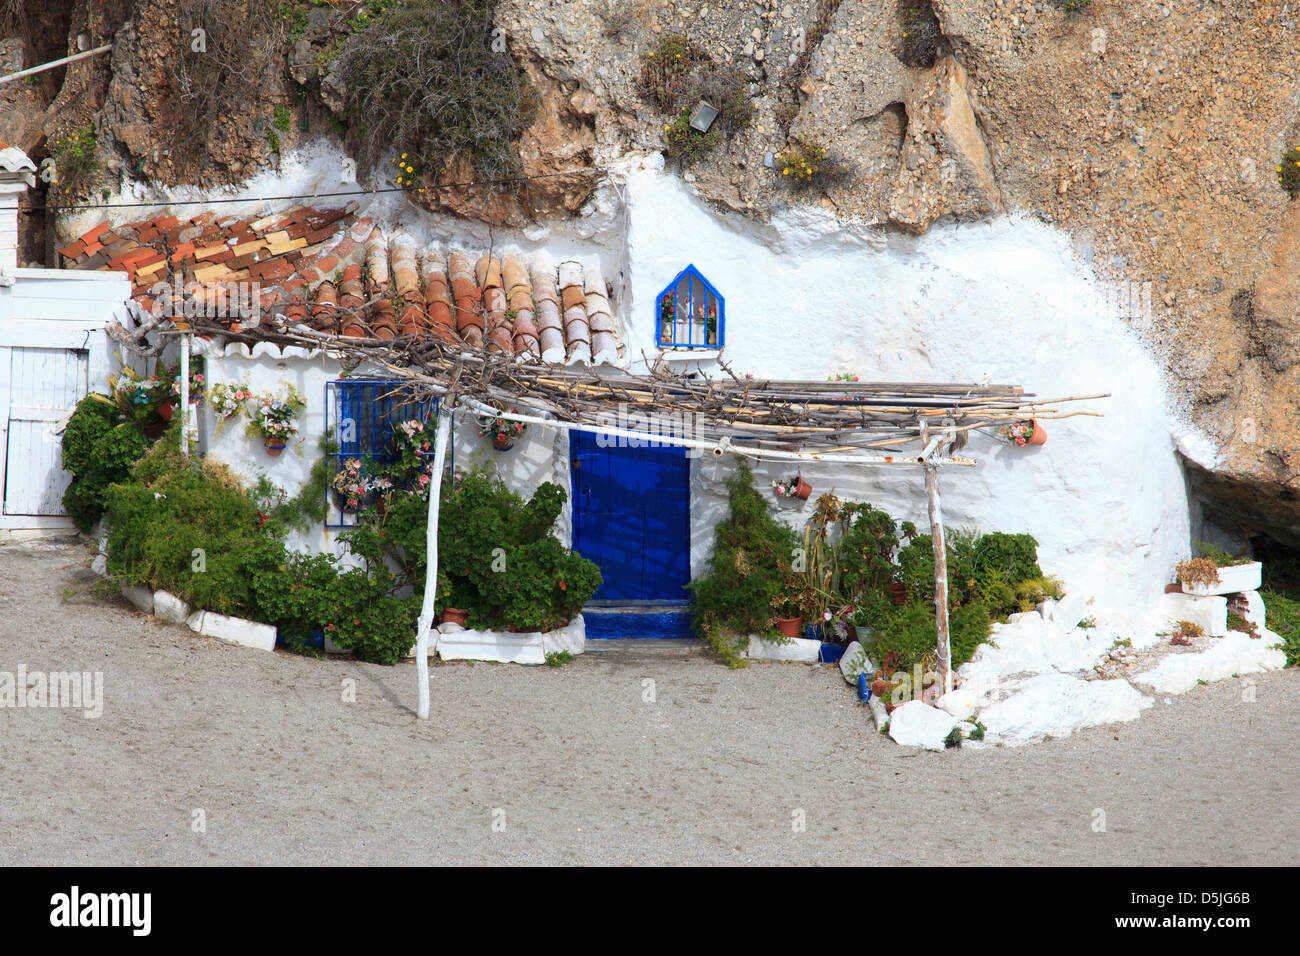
xmin=415 ymin=404 xmax=454 ymax=719
xmin=179 ymin=333 xmax=190 ymax=456
xmin=923 ymin=459 xmax=953 ymax=696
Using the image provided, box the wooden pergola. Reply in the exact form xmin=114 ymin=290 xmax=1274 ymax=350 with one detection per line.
xmin=114 ymin=314 xmax=1107 ymax=716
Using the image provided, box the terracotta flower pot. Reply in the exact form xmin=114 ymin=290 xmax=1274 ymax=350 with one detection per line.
xmin=793 ymin=477 xmax=812 ymax=500
xmin=157 ymin=401 xmax=174 ymax=422
xmin=264 ymin=436 xmax=286 ymax=456
xmin=775 ymin=617 xmax=803 ymax=638
xmin=439 ymin=607 xmax=468 ymax=626
xmin=492 ymin=433 xmax=514 ymax=451
xmin=885 ymin=582 xmax=907 ymax=605
xmin=1025 ymin=419 xmax=1046 ymax=445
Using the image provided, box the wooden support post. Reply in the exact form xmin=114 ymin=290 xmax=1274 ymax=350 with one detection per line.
xmin=179 ymin=334 xmax=190 ymax=457
xmin=922 ymin=434 xmax=953 ymax=697
xmin=414 ymin=404 xmax=454 ymax=719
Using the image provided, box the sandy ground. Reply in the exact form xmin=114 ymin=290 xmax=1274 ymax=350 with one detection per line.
xmin=1 ymin=537 xmax=1297 ymax=866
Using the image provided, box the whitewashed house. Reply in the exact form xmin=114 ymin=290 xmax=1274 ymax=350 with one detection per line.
xmin=0 ymin=144 xmax=130 ymax=531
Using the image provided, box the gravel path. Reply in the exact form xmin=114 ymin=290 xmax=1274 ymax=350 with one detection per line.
xmin=2 ymin=538 xmax=1296 ymax=866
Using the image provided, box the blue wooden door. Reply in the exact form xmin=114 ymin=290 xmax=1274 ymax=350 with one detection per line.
xmin=570 ymin=432 xmax=691 ymax=604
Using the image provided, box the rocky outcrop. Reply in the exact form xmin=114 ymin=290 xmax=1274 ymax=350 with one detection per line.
xmin=888 ymin=55 xmax=1001 ymax=232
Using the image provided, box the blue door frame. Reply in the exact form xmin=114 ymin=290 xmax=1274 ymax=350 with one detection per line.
xmin=570 ymin=432 xmax=691 ymax=606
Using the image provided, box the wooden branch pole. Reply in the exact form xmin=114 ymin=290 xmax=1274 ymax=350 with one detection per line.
xmin=921 ymin=429 xmax=953 ymax=697
xmin=414 ymin=403 xmax=454 ymax=719
xmin=179 ymin=333 xmax=191 ymax=456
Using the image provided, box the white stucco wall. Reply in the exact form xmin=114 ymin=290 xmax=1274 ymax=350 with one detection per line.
xmin=193 ymin=344 xmax=572 ymax=560
xmin=619 ymin=162 xmax=1193 ymax=615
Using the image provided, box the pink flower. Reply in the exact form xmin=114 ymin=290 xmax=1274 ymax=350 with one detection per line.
xmin=418 ymin=474 xmax=430 ymax=487
xmin=823 ymin=611 xmax=832 ymax=621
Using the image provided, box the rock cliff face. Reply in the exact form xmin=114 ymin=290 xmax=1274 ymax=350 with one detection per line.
xmin=7 ymin=0 xmax=1300 ymax=545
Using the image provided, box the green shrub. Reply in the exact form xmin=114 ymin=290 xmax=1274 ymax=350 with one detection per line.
xmin=640 ymin=32 xmax=752 ymax=160
xmin=896 ymin=529 xmax=1041 ymax=619
xmin=1014 ymin=575 xmax=1065 ymax=612
xmin=340 ymin=0 xmax=537 ymax=181
xmin=871 ymin=600 xmax=991 ymax=674
xmin=775 ymin=138 xmax=854 ymax=191
xmin=836 ymin=502 xmax=901 ymax=600
xmin=1261 ymin=590 xmax=1300 ymax=667
xmin=1279 ymin=146 xmax=1300 ymax=199
xmin=104 ymin=441 xmax=273 ymax=616
xmin=428 ymin=470 xmax=600 ymax=632
xmin=899 ymin=0 xmax=943 ymax=68
xmin=690 ymin=461 xmax=799 ymax=666
xmin=1193 ymin=540 xmax=1253 ymax=567
xmin=61 ymin=394 xmax=147 ymax=532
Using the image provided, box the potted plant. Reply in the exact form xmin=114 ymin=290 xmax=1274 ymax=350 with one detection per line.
xmin=331 ymin=459 xmax=369 ymax=513
xmin=391 ymin=416 xmax=434 ymax=476
xmin=660 ymin=292 xmax=675 ymax=341
xmin=208 ymin=381 xmax=252 ymax=421
xmin=771 ymin=568 xmax=817 ymax=639
xmin=698 ymin=301 xmax=719 ymax=345
xmin=477 ymin=409 xmax=525 ymax=451
xmin=171 ymin=363 xmax=205 ymax=405
xmin=1176 ymin=542 xmax=1262 ymax=596
xmin=999 ymin=419 xmax=1046 ymax=447
xmin=109 ymin=365 xmax=177 ymax=438
xmin=245 ymin=387 xmax=306 ymax=456
xmin=771 ymin=474 xmax=812 ymax=500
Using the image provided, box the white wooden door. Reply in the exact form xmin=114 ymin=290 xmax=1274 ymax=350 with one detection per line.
xmin=2 ymin=347 xmax=89 ymax=516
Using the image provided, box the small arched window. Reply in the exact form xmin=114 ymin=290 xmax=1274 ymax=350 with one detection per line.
xmin=656 ymin=265 xmax=724 ymax=349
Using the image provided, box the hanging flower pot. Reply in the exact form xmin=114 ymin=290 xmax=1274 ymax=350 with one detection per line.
xmin=439 ymin=607 xmax=469 ymax=626
xmin=775 ymin=616 xmax=803 ymax=638
xmin=1000 ymin=419 xmax=1046 ymax=447
xmin=771 ymin=475 xmax=812 ymax=500
xmin=493 ymin=433 xmax=514 ymax=451
xmin=157 ymin=401 xmax=174 ymax=422
xmin=264 ymin=436 xmax=287 ymax=456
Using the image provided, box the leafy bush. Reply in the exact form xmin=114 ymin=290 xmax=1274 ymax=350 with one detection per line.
xmin=690 ymin=462 xmax=799 ymax=666
xmin=1261 ymin=590 xmax=1300 ymax=667
xmin=640 ymin=33 xmax=752 ymax=160
xmin=1193 ymin=540 xmax=1253 ymax=567
xmin=104 ymin=441 xmax=273 ymax=616
xmin=431 ymin=471 xmax=600 ymax=631
xmin=896 ymin=529 xmax=1041 ymax=619
xmin=775 ymin=138 xmax=854 ymax=191
xmin=340 ymin=0 xmax=537 ymax=180
xmin=61 ymin=394 xmax=147 ymax=532
xmin=1279 ymin=146 xmax=1300 ymax=199
xmin=47 ymin=124 xmax=99 ymax=195
xmin=870 ymin=600 xmax=991 ymax=674
xmin=898 ymin=0 xmax=944 ymax=68
xmin=1014 ymin=575 xmax=1065 ymax=613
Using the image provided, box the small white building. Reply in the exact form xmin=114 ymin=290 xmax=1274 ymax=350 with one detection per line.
xmin=0 ymin=144 xmax=130 ymax=532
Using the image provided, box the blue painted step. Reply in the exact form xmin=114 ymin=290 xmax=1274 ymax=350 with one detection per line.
xmin=584 ymin=604 xmax=694 ymax=640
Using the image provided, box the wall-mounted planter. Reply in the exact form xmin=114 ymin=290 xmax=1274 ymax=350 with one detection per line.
xmin=1181 ymin=561 xmax=1262 ymax=596
xmin=492 ymin=434 xmax=514 ymax=451
xmin=433 ymin=616 xmax=585 ymax=664
xmin=264 ymin=436 xmax=286 ymax=456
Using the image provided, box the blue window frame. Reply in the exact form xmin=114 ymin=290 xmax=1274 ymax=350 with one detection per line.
xmin=324 ymin=379 xmax=443 ymax=527
xmin=655 ymin=264 xmax=724 ymax=349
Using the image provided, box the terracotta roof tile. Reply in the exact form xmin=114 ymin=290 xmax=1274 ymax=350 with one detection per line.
xmin=68 ymin=206 xmax=625 ymax=363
